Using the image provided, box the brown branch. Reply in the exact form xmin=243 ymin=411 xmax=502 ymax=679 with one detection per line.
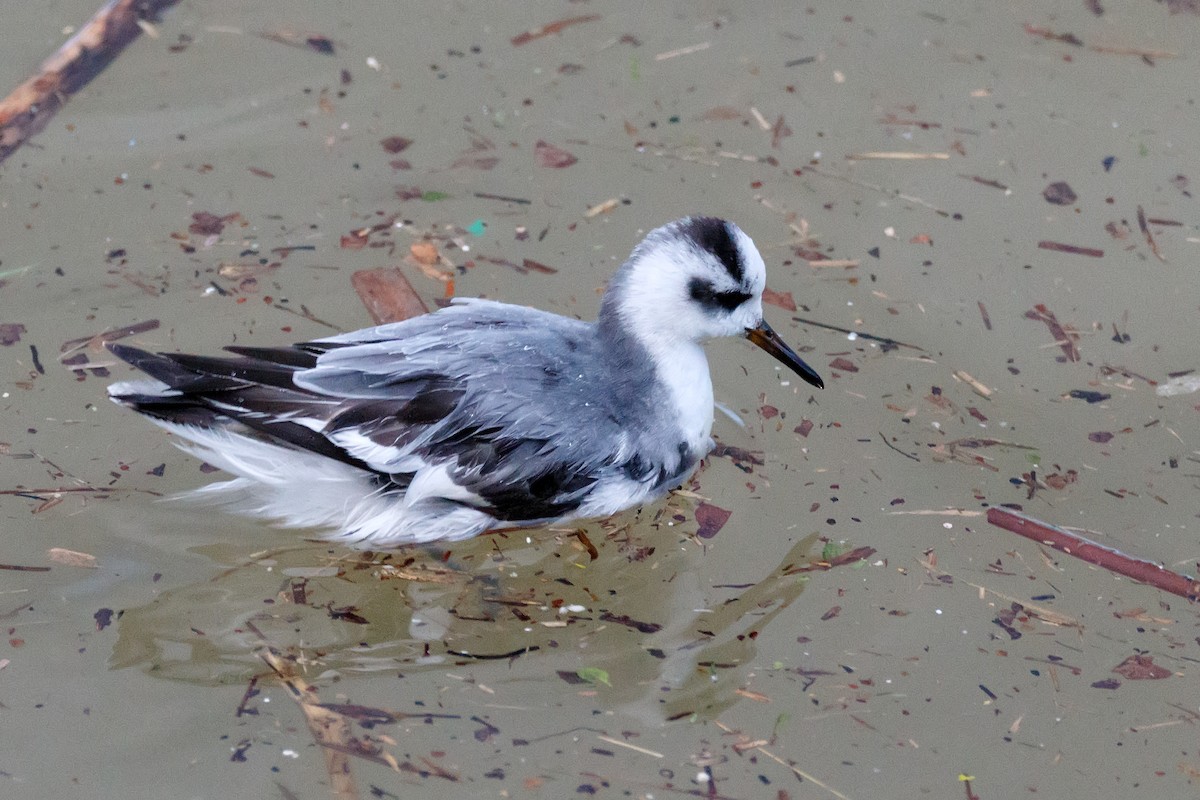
xmin=0 ymin=0 xmax=180 ymax=164
xmin=783 ymin=545 xmax=876 ymax=575
xmin=1024 ymin=303 xmax=1081 ymax=362
xmin=260 ymin=648 xmax=359 ymax=799
xmin=511 ymin=15 xmax=600 ymax=46
xmin=1137 ymin=204 xmax=1167 ymax=263
xmin=0 ymin=486 xmax=162 ymax=496
xmin=987 ymin=508 xmax=1200 ymax=600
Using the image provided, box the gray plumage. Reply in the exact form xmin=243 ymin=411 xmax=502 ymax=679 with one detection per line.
xmin=108 ymin=217 xmax=823 ymax=546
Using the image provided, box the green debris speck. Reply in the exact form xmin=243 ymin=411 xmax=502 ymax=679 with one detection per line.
xmin=421 ymin=190 xmax=451 ymax=202
xmin=821 ymin=541 xmax=849 ymax=561
xmin=577 ymin=667 xmax=611 ymax=687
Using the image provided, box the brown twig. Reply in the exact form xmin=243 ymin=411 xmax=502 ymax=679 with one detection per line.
xmin=712 ymin=720 xmax=853 ymax=800
xmin=0 ymin=0 xmax=180 ymax=164
xmin=783 ymin=545 xmax=876 ymax=575
xmin=1137 ymin=204 xmax=1167 ymax=263
xmin=1024 ymin=304 xmax=1081 ymax=362
xmin=791 ymin=316 xmax=923 ymax=351
xmin=260 ymin=648 xmax=360 ymax=799
xmin=511 ymin=14 xmax=599 ymax=46
xmin=879 ymin=432 xmax=920 ymax=462
xmin=1037 ymin=240 xmax=1104 ymax=258
xmin=977 ymin=301 xmax=992 ymax=330
xmin=0 ymin=486 xmax=161 ymax=497
xmin=987 ymin=508 xmax=1200 ymax=600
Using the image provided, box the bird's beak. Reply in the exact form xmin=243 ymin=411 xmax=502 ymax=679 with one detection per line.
xmin=746 ymin=320 xmax=824 ymax=389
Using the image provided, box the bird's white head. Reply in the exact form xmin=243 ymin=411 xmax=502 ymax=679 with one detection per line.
xmin=605 ymin=217 xmax=766 ymax=341
xmin=601 ymin=217 xmax=824 ymax=389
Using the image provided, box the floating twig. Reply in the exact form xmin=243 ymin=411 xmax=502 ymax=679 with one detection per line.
xmin=792 ymin=316 xmax=924 ymax=351
xmin=845 ymin=152 xmax=950 ymax=160
xmin=977 ymin=301 xmax=992 ymax=330
xmin=952 ymin=369 xmax=993 ymax=399
xmin=472 ymin=192 xmax=532 ymax=205
xmin=595 ymin=735 xmax=663 ymax=758
xmin=987 ymin=508 xmax=1200 ymax=600
xmin=511 ymin=15 xmax=599 ymax=46
xmin=585 ymin=198 xmax=621 ymax=218
xmin=447 ymin=646 xmax=540 ymax=661
xmin=257 ymin=30 xmax=336 ymax=55
xmin=0 ymin=486 xmax=160 ymax=497
xmin=879 ymin=431 xmax=920 ymax=462
xmin=271 ymin=302 xmax=342 ymax=332
xmin=1023 ymin=23 xmax=1084 ymax=46
xmin=1037 ymin=240 xmax=1104 ymax=258
xmin=806 ymin=259 xmax=860 ymax=269
xmin=1137 ymin=204 xmax=1167 ymax=263
xmin=0 ymin=0 xmax=180 ymax=163
xmin=712 ymin=720 xmax=853 ymax=800
xmin=1089 ymin=44 xmax=1177 ymax=60
xmin=1024 ymin=304 xmax=1081 ymax=362
xmin=654 ymin=41 xmax=711 ymax=61
xmin=260 ymin=648 xmax=360 ymax=799
xmin=802 ymin=164 xmax=955 ymax=218
xmin=959 ymin=174 xmax=1009 ymax=191
xmin=783 ymin=545 xmax=876 ymax=574
xmin=60 ymin=319 xmax=160 ymax=359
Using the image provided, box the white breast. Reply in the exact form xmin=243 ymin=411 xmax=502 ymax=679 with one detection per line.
xmin=652 ymin=341 xmax=714 ymax=452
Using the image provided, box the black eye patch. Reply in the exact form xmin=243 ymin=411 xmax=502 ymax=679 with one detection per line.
xmin=689 ymin=278 xmax=752 ymax=310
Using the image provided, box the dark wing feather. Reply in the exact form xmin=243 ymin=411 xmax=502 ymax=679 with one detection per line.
xmin=107 ymin=343 xmax=381 ymax=475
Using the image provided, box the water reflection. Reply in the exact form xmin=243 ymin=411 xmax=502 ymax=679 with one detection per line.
xmin=110 ymin=516 xmax=828 ymax=721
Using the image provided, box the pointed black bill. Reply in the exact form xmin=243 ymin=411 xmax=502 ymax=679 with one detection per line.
xmin=745 ymin=320 xmax=824 ymax=389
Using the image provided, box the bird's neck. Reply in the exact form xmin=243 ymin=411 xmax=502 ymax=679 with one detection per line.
xmin=598 ymin=296 xmax=714 ymax=453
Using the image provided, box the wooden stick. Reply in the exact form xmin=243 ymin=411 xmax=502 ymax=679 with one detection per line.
xmin=0 ymin=0 xmax=180 ymax=164
xmin=986 ymin=508 xmax=1200 ymax=600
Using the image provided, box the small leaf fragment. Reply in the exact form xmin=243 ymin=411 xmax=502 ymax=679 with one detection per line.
xmin=577 ymin=667 xmax=611 ymax=687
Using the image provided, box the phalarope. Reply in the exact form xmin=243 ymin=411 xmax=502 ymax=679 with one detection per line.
xmin=108 ymin=217 xmax=823 ymax=546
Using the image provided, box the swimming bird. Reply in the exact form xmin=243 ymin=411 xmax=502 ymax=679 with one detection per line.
xmin=107 ymin=217 xmax=824 ymax=547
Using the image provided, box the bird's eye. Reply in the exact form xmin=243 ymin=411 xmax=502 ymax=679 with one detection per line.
xmin=689 ymin=278 xmax=751 ymax=310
